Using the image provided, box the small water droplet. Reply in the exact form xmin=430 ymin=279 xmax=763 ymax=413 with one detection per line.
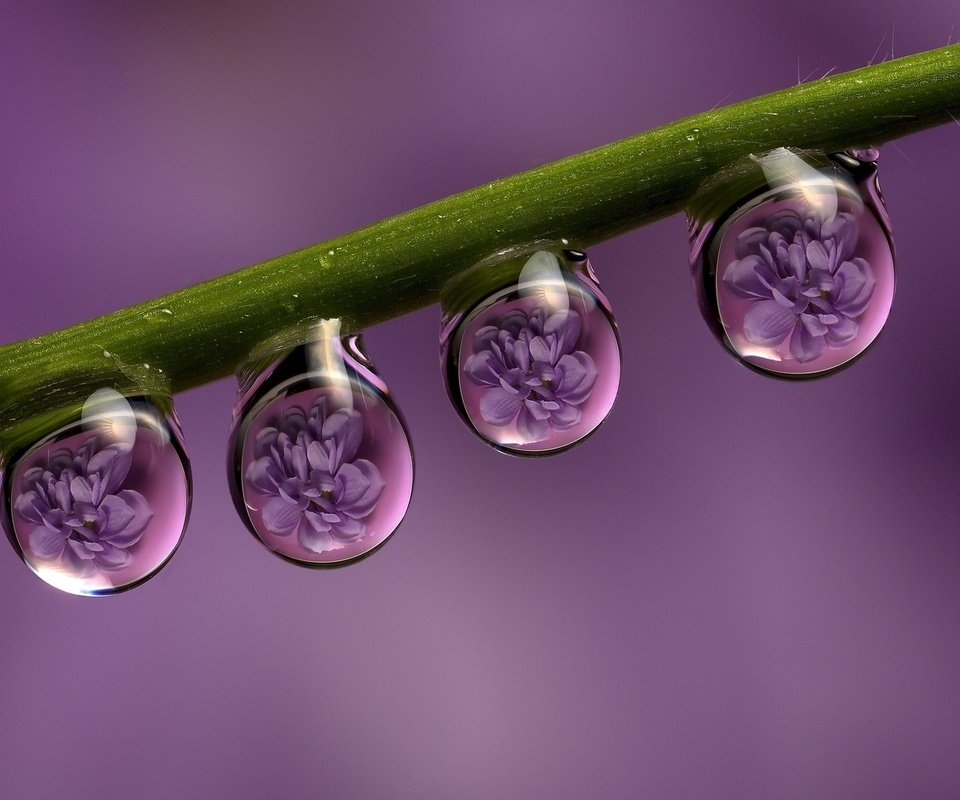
xmin=687 ymin=149 xmax=894 ymax=377
xmin=145 ymin=307 xmax=174 ymax=323
xmin=440 ymin=250 xmax=621 ymax=455
xmin=228 ymin=322 xmax=413 ymax=566
xmin=2 ymin=392 xmax=191 ymax=595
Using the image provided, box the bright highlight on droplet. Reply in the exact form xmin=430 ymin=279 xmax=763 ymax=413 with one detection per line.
xmin=82 ymin=388 xmax=138 ymax=446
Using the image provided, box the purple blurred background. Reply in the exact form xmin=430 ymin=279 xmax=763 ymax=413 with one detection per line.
xmin=2 ymin=2 xmax=960 ymax=797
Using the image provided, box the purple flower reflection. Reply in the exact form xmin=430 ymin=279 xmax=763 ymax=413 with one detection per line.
xmin=723 ymin=208 xmax=876 ymax=362
xmin=463 ymin=307 xmax=598 ymax=442
xmin=14 ymin=438 xmax=153 ymax=575
xmin=246 ymin=397 xmax=385 ymax=553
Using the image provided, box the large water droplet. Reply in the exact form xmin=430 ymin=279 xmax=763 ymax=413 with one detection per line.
xmin=1 ymin=391 xmax=191 ymax=595
xmin=688 ymin=148 xmax=895 ymax=378
xmin=228 ymin=322 xmax=414 ymax=566
xmin=440 ymin=249 xmax=621 ymax=455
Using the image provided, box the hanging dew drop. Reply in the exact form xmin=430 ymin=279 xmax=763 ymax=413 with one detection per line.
xmin=227 ymin=321 xmax=414 ymax=567
xmin=440 ymin=250 xmax=621 ymax=456
xmin=687 ymin=148 xmax=895 ymax=378
xmin=2 ymin=391 xmax=191 ymax=595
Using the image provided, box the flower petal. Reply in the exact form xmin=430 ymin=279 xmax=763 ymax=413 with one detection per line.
xmin=277 ymin=478 xmax=308 ymax=506
xmin=822 ymin=212 xmax=858 ymax=261
xmin=298 ymin=522 xmax=336 ymax=554
xmin=789 ymin=321 xmax=826 ymax=363
xmin=246 ymin=456 xmax=283 ymax=495
xmin=254 ymin=427 xmax=280 ymax=459
xmin=799 ymin=313 xmax=828 ymax=337
xmin=524 ymin=399 xmax=552 ymax=421
xmin=479 ymin=387 xmax=524 ymax=426
xmin=723 ymin=255 xmax=775 ymax=299
xmin=544 ymin=310 xmax=582 ymax=355
xmin=67 ymin=538 xmax=97 ymax=560
xmin=306 ymin=440 xmax=327 ymax=472
xmin=833 ymin=258 xmax=876 ymax=317
xmin=290 ymin=444 xmax=308 ymax=482
xmin=98 ymin=494 xmax=134 ymax=536
xmin=89 ymin=446 xmax=133 ymax=494
xmin=330 ymin=516 xmax=365 ymax=542
xmin=548 ymin=402 xmax=581 ymax=430
xmin=787 ymin=242 xmax=806 ymax=282
xmin=100 ymin=490 xmax=153 ymax=548
xmin=516 ymin=407 xmax=550 ymax=443
xmin=555 ymin=352 xmax=598 ymax=406
xmin=29 ymin=527 xmax=67 ymax=558
xmin=322 ymin=410 xmax=364 ymax=465
xmin=825 ymin=315 xmax=859 ymax=346
xmin=70 ymin=476 xmax=94 ymax=505
xmin=771 ymin=287 xmax=794 ymax=308
xmin=261 ymin=497 xmax=303 ymax=537
xmin=805 ymin=240 xmax=830 ymax=272
xmin=511 ymin=338 xmax=530 ymax=372
xmin=55 ymin=479 xmax=72 ymax=512
xmin=302 ymin=508 xmax=331 ymax=531
xmin=14 ymin=491 xmax=46 ymax=525
xmin=94 ymin=543 xmax=133 ymax=572
xmin=528 ymin=336 xmax=552 ymax=365
xmin=336 ymin=460 xmax=385 ymax=519
xmin=742 ymin=300 xmax=797 ymax=346
xmin=463 ymin=351 xmax=503 ymax=386
xmin=735 ymin=226 xmax=771 ymax=255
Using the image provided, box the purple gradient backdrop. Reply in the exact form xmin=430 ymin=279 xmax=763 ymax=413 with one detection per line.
xmin=2 ymin=2 xmax=960 ymax=798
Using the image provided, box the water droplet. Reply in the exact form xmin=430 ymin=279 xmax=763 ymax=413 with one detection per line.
xmin=1 ymin=391 xmax=191 ymax=595
xmin=440 ymin=250 xmax=621 ymax=455
xmin=144 ymin=307 xmax=173 ymax=323
xmin=688 ymin=148 xmax=894 ymax=378
xmin=228 ymin=321 xmax=413 ymax=566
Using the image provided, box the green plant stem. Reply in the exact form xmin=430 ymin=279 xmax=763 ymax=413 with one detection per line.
xmin=2 ymin=44 xmax=960 ymax=450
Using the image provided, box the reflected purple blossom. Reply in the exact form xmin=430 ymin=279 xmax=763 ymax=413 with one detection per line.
xmin=14 ymin=438 xmax=153 ymax=575
xmin=723 ymin=208 xmax=876 ymax=363
xmin=463 ymin=307 xmax=598 ymax=442
xmin=245 ymin=397 xmax=385 ymax=553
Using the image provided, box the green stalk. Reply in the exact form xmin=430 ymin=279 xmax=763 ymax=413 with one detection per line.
xmin=2 ymin=44 xmax=959 ymax=452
